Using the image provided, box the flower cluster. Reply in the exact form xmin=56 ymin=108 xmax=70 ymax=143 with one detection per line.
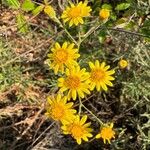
xmin=46 ymin=40 xmax=116 ymax=144
xmin=46 ymin=1 xmax=117 ymax=146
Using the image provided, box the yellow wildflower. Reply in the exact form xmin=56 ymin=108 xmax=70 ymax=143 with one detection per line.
xmin=119 ymin=59 xmax=128 ymax=69
xmin=45 ymin=94 xmax=76 ymax=124
xmin=96 ymin=123 xmax=115 ymax=144
xmin=61 ymin=1 xmax=92 ymax=27
xmin=99 ymin=9 xmax=110 ymax=20
xmin=88 ymin=60 xmax=115 ymax=91
xmin=61 ymin=115 xmax=93 ymax=145
xmin=58 ymin=66 xmax=90 ymax=100
xmin=47 ymin=42 xmax=80 ymax=74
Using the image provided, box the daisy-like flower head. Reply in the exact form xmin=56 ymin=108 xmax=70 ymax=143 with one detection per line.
xmin=61 ymin=1 xmax=92 ymax=27
xmin=45 ymin=94 xmax=76 ymax=124
xmin=119 ymin=59 xmax=128 ymax=69
xmin=61 ymin=115 xmax=93 ymax=145
xmin=47 ymin=42 xmax=80 ymax=74
xmin=96 ymin=123 xmax=115 ymax=144
xmin=58 ymin=66 xmax=91 ymax=100
xmin=99 ymin=8 xmax=110 ymax=20
xmin=88 ymin=60 xmax=115 ymax=91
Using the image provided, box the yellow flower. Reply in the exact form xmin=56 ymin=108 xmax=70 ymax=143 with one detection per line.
xmin=58 ymin=66 xmax=90 ymax=100
xmin=99 ymin=9 xmax=110 ymax=20
xmin=88 ymin=60 xmax=115 ymax=91
xmin=61 ymin=115 xmax=93 ymax=145
xmin=61 ymin=1 xmax=92 ymax=27
xmin=45 ymin=94 xmax=76 ymax=124
xmin=119 ymin=59 xmax=128 ymax=69
xmin=96 ymin=123 xmax=115 ymax=144
xmin=47 ymin=42 xmax=80 ymax=74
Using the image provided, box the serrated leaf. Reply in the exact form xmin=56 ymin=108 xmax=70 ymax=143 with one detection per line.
xmin=16 ymin=13 xmax=28 ymax=33
xmin=115 ymin=3 xmax=130 ymax=11
xmin=22 ymin=0 xmax=35 ymax=12
xmin=32 ymin=5 xmax=44 ymax=16
xmin=6 ymin=0 xmax=20 ymax=9
xmin=102 ymin=4 xmax=112 ymax=10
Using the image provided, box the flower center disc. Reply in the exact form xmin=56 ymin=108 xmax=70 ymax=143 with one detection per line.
xmin=54 ymin=49 xmax=68 ymax=64
xmin=65 ymin=75 xmax=81 ymax=89
xmin=52 ymin=104 xmax=64 ymax=119
xmin=101 ymin=127 xmax=115 ymax=139
xmin=91 ymin=69 xmax=105 ymax=82
xmin=69 ymin=7 xmax=81 ymax=18
xmin=71 ymin=124 xmax=83 ymax=138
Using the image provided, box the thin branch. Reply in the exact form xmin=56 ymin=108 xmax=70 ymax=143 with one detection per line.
xmin=107 ymin=27 xmax=150 ymax=38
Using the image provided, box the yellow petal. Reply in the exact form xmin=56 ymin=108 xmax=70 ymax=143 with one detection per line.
xmin=62 ymin=42 xmax=68 ymax=49
xmin=56 ymin=94 xmax=61 ymax=101
xmin=110 ymin=123 xmax=114 ymax=128
xmin=105 ymin=80 xmax=113 ymax=87
xmin=104 ymin=65 xmax=110 ymax=71
xmin=68 ymin=43 xmax=74 ymax=50
xmin=107 ymin=76 xmax=115 ymax=81
xmin=96 ymin=83 xmax=101 ymax=91
xmin=82 ymin=136 xmax=88 ymax=141
xmin=80 ymin=115 xmax=87 ymax=125
xmin=69 ymin=20 xmax=73 ymax=27
xmin=76 ymin=138 xmax=82 ymax=145
xmin=100 ymin=62 xmax=105 ymax=68
xmin=101 ymin=83 xmax=108 ymax=91
xmin=74 ymin=18 xmax=79 ymax=26
xmin=89 ymin=62 xmax=95 ymax=69
xmin=54 ymin=64 xmax=59 ymax=74
xmin=55 ymin=42 xmax=60 ymax=49
xmin=77 ymin=90 xmax=84 ymax=98
xmin=95 ymin=60 xmax=100 ymax=68
xmin=90 ymin=82 xmax=96 ymax=91
xmin=59 ymin=87 xmax=68 ymax=92
xmin=72 ymin=89 xmax=77 ymax=100
xmin=78 ymin=17 xmax=84 ymax=24
xmin=107 ymin=70 xmax=115 ymax=75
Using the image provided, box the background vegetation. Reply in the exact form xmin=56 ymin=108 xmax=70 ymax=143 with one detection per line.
xmin=0 ymin=0 xmax=150 ymax=149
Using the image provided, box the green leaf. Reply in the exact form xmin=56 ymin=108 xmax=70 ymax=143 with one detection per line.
xmin=110 ymin=13 xmax=117 ymax=21
xmin=115 ymin=3 xmax=130 ymax=11
xmin=32 ymin=5 xmax=44 ymax=16
xmin=98 ymin=30 xmax=107 ymax=44
xmin=16 ymin=13 xmax=28 ymax=33
xmin=102 ymin=4 xmax=112 ymax=10
xmin=140 ymin=20 xmax=150 ymax=36
xmin=6 ymin=0 xmax=20 ymax=9
xmin=22 ymin=0 xmax=35 ymax=12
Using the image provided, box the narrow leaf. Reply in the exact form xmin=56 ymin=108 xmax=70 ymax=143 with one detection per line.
xmin=6 ymin=0 xmax=20 ymax=9
xmin=22 ymin=0 xmax=35 ymax=12
xmin=32 ymin=5 xmax=44 ymax=16
xmin=102 ymin=4 xmax=112 ymax=10
xmin=115 ymin=3 xmax=130 ymax=11
xmin=16 ymin=13 xmax=28 ymax=33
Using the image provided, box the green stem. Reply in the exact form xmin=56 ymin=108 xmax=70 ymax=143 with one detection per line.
xmin=78 ymin=97 xmax=82 ymax=115
xmin=82 ymin=103 xmax=104 ymax=125
xmin=56 ymin=19 xmax=78 ymax=46
xmin=78 ymin=23 xmax=102 ymax=45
